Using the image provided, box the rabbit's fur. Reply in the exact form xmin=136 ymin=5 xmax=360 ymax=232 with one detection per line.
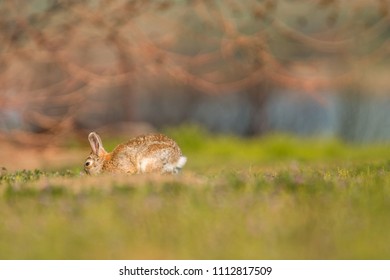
xmin=84 ymin=132 xmax=187 ymax=175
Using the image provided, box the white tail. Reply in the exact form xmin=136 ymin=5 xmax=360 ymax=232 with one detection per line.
xmin=163 ymin=156 xmax=187 ymax=174
xmin=176 ymin=156 xmax=187 ymax=169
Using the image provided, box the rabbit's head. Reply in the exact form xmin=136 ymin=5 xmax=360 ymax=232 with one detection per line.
xmin=84 ymin=132 xmax=107 ymax=175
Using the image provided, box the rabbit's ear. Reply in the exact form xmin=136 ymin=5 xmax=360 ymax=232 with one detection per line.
xmin=88 ymin=132 xmax=106 ymax=156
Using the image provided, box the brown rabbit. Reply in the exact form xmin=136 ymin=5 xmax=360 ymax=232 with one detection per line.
xmin=84 ymin=132 xmax=187 ymax=175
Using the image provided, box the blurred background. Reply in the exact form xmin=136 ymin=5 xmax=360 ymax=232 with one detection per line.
xmin=0 ymin=0 xmax=390 ymax=169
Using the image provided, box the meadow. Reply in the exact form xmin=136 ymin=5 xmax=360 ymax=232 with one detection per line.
xmin=1 ymin=126 xmax=390 ymax=259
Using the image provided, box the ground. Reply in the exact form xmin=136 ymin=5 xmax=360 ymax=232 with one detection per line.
xmin=0 ymin=126 xmax=389 ymax=259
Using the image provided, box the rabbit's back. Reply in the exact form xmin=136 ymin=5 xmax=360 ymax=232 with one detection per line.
xmin=106 ymin=134 xmax=184 ymax=174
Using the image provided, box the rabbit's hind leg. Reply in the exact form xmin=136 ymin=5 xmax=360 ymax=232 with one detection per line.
xmin=139 ymin=157 xmax=180 ymax=174
xmin=139 ymin=158 xmax=163 ymax=174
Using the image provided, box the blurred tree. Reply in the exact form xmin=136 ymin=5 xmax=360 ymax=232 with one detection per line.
xmin=0 ymin=0 xmax=389 ymax=146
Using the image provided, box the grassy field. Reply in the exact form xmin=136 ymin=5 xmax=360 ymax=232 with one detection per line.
xmin=1 ymin=126 xmax=390 ymax=259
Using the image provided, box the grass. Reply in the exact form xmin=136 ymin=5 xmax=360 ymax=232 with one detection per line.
xmin=0 ymin=126 xmax=390 ymax=259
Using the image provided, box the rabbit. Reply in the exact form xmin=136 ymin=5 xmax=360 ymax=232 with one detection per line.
xmin=84 ymin=132 xmax=187 ymax=175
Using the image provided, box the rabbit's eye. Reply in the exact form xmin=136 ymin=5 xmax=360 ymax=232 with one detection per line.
xmin=85 ymin=159 xmax=93 ymax=167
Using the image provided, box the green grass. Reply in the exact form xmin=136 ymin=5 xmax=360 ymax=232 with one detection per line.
xmin=1 ymin=127 xmax=390 ymax=259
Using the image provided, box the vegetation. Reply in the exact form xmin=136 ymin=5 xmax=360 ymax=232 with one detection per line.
xmin=0 ymin=127 xmax=390 ymax=259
